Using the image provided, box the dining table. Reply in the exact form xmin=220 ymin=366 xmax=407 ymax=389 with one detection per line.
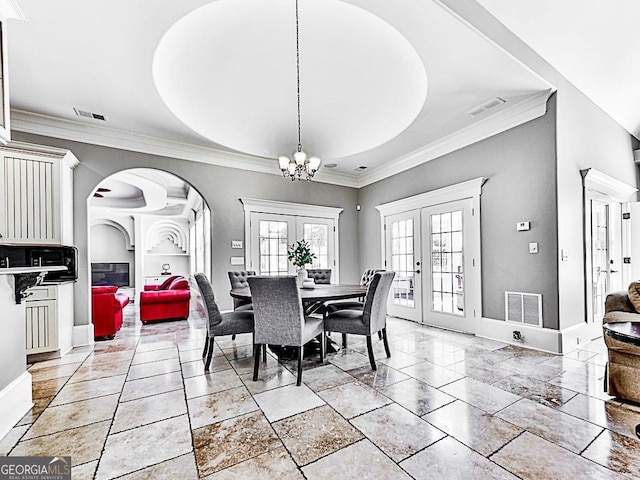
xmin=229 ymin=283 xmax=368 ymax=356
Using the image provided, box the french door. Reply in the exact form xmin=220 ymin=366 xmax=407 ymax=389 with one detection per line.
xmin=249 ymin=213 xmax=336 ymax=278
xmin=385 ymin=210 xmax=422 ymax=322
xmin=421 ymin=199 xmax=476 ymax=333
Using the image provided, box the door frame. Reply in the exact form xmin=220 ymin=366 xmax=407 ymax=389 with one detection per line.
xmin=582 ymin=169 xmax=637 ymax=338
xmin=240 ymin=198 xmax=343 ymax=282
xmin=376 ymin=178 xmax=485 ymax=328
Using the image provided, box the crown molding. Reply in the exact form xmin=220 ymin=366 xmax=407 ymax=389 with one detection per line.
xmin=0 ymin=0 xmax=26 ymax=21
xmin=355 ymin=89 xmax=553 ymax=188
xmin=581 ymin=168 xmax=638 ymax=202
xmin=12 ymin=89 xmax=551 ymax=191
xmin=10 ymin=110 xmax=360 ymax=188
xmin=240 ymin=197 xmax=343 ymax=220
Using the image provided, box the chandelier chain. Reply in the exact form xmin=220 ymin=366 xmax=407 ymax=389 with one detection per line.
xmin=296 ymin=0 xmax=301 ymax=148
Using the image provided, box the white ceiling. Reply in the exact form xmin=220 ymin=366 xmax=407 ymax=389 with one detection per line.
xmin=7 ymin=1 xmax=635 ymax=185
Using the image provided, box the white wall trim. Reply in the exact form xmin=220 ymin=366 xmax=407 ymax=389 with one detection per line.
xmin=358 ymin=90 xmax=551 ymax=187
xmin=479 ymin=317 xmax=561 ymax=353
xmin=240 ymin=198 xmax=344 ymax=220
xmin=581 ymin=168 xmax=638 ymax=203
xmin=0 ymin=371 xmax=32 ymax=441
xmin=375 ymin=177 xmax=486 ymax=217
xmin=11 ymin=110 xmax=359 ymax=188
xmin=73 ymin=324 xmax=95 ymax=347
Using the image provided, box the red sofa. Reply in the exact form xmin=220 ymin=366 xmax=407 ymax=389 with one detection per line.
xmin=92 ymin=286 xmax=130 ymax=339
xmin=139 ymin=276 xmax=191 ymax=323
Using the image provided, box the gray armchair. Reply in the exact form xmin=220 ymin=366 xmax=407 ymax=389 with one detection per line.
xmin=306 ymin=269 xmax=332 ymax=284
xmin=323 ymin=271 xmax=395 ymax=370
xmin=248 ymin=276 xmax=325 ymax=386
xmin=195 ymin=273 xmax=254 ymax=371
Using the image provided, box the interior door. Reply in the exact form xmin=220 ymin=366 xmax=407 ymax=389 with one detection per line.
xmin=385 ymin=210 xmax=422 ymax=322
xmin=249 ymin=213 xmax=295 ymax=275
xmin=422 ymin=199 xmax=475 ymax=333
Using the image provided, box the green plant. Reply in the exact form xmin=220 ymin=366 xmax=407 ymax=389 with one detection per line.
xmin=287 ymin=240 xmax=316 ymax=268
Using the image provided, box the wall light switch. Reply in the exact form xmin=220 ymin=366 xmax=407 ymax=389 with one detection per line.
xmin=231 ymin=240 xmax=243 ymax=249
xmin=529 ymin=242 xmax=539 ymax=254
xmin=561 ymin=249 xmax=569 ymax=261
xmin=516 ymin=221 xmax=531 ymax=231
xmin=230 ymin=256 xmax=245 ymax=265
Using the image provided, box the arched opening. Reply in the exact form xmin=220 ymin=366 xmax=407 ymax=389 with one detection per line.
xmin=86 ymin=168 xmax=211 ymax=337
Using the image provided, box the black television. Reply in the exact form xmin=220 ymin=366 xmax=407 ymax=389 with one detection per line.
xmin=91 ymin=262 xmax=130 ymax=287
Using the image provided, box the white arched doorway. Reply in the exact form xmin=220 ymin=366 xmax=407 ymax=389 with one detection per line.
xmin=86 ymin=168 xmax=211 ymax=324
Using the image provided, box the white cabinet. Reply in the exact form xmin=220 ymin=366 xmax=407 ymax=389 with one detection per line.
xmin=0 ymin=143 xmax=78 ymax=244
xmin=25 ymin=283 xmax=74 ymax=355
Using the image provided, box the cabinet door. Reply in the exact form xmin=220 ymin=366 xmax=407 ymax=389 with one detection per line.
xmin=25 ymin=299 xmax=58 ymax=354
xmin=0 ymin=152 xmax=61 ymax=243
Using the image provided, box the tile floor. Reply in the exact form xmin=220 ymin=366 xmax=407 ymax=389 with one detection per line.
xmin=1 ymin=297 xmax=639 ymax=479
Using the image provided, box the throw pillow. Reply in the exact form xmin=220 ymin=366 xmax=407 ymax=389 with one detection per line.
xmin=628 ymin=281 xmax=640 ymax=313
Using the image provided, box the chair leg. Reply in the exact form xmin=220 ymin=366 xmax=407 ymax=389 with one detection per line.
xmin=263 ymin=344 xmax=267 ymax=362
xmin=297 ymin=346 xmax=303 ymax=386
xmin=342 ymin=333 xmax=348 ymax=348
xmin=366 ymin=335 xmax=377 ymax=371
xmin=382 ymin=327 xmax=391 ymax=358
xmin=202 ymin=336 xmax=209 ymax=359
xmin=253 ymin=344 xmax=262 ymax=381
xmin=232 ymin=334 xmax=236 ymax=341
xmin=204 ymin=337 xmax=215 ymax=371
xmin=319 ymin=332 xmax=326 ymax=361
xmin=378 ymin=330 xmax=383 ymax=341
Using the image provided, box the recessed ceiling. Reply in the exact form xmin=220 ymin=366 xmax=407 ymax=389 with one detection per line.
xmin=153 ymin=0 xmax=428 ymax=160
xmin=8 ymin=0 xmax=555 ymax=182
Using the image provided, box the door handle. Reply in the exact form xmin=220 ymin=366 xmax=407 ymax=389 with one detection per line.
xmin=413 ymin=270 xmax=421 ymax=274
xmin=610 ymin=270 xmax=619 ymax=273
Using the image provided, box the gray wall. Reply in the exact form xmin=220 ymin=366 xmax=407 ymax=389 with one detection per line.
xmin=14 ymin=132 xmax=360 ymax=325
xmin=90 ymin=224 xmax=135 ymax=284
xmin=357 ymin=97 xmax=559 ymax=328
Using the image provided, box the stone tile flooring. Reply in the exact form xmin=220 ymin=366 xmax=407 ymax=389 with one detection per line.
xmin=1 ymin=299 xmax=639 ymax=479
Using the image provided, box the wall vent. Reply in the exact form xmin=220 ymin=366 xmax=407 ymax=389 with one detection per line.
xmin=505 ymin=291 xmax=542 ymax=327
xmin=354 ymin=165 xmax=368 ymax=171
xmin=73 ymin=108 xmax=108 ymax=122
xmin=467 ymin=97 xmax=506 ymax=117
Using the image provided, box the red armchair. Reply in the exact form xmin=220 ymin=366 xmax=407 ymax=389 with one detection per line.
xmin=92 ymin=286 xmax=130 ymax=339
xmin=139 ymin=276 xmax=191 ymax=323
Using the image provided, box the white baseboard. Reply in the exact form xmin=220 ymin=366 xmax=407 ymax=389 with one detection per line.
xmin=0 ymin=371 xmax=32 ymax=441
xmin=559 ymin=322 xmax=594 ymax=354
xmin=73 ymin=324 xmax=95 ymax=347
xmin=479 ymin=317 xmax=561 ymax=353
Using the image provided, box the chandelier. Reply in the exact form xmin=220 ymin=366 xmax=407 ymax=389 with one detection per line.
xmin=278 ymin=0 xmax=321 ymax=181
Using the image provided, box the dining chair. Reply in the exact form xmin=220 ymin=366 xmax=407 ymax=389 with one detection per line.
xmin=195 ymin=273 xmax=254 ymax=371
xmin=306 ymin=268 xmax=332 ymax=284
xmin=248 ymin=275 xmax=325 ymax=386
xmin=323 ymin=271 xmax=395 ymax=370
xmin=228 ymin=270 xmax=256 ymax=311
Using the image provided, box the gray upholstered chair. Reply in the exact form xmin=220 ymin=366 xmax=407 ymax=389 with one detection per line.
xmin=248 ymin=276 xmax=325 ymax=386
xmin=306 ymin=268 xmax=332 ymax=284
xmin=325 ymin=269 xmax=383 ymax=314
xmin=323 ymin=271 xmax=395 ymax=370
xmin=195 ymin=273 xmax=254 ymax=371
xmin=228 ymin=270 xmax=256 ymax=311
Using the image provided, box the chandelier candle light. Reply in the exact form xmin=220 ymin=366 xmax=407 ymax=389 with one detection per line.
xmin=278 ymin=0 xmax=321 ymax=181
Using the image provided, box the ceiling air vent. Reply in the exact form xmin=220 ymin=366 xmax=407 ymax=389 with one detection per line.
xmin=73 ymin=108 xmax=108 ymax=122
xmin=354 ymin=166 xmax=368 ymax=172
xmin=467 ymin=97 xmax=506 ymax=118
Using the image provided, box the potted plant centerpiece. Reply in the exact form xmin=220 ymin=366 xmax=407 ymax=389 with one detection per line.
xmin=287 ymin=240 xmax=316 ymax=287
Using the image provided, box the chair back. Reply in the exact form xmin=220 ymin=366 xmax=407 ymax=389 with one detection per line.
xmin=307 ymin=269 xmax=331 ymax=284
xmin=361 ymin=269 xmax=384 ymax=286
xmin=362 ymin=271 xmax=395 ymax=334
xmin=228 ymin=271 xmax=256 ymax=309
xmin=194 ymin=273 xmax=223 ymax=331
xmin=248 ymin=276 xmax=304 ymax=346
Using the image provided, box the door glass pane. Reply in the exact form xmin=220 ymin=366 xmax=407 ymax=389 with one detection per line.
xmin=430 ymin=210 xmax=464 ymax=315
xmin=258 ymin=220 xmax=289 ymax=276
xmin=592 ymin=200 xmax=608 ymax=320
xmin=303 ymin=223 xmax=329 ymax=268
xmin=391 ymin=218 xmax=415 ymax=308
